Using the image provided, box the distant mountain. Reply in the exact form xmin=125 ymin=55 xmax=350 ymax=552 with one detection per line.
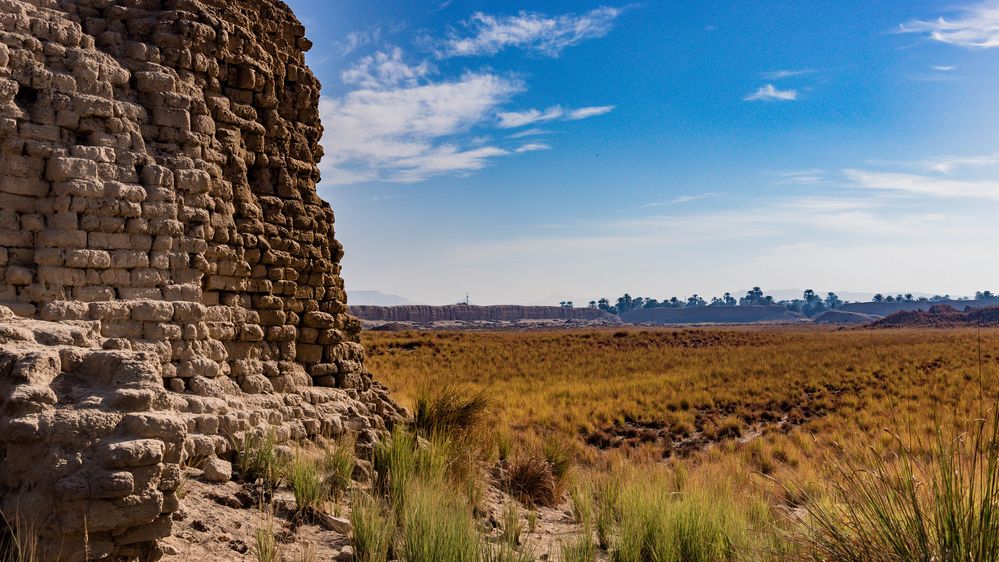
xmin=347 ymin=290 xmax=415 ymax=306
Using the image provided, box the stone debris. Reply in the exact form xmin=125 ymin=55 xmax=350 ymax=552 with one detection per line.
xmin=0 ymin=0 xmax=404 ymax=559
xmin=201 ymin=456 xmax=232 ymax=482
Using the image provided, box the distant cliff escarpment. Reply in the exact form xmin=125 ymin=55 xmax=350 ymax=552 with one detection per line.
xmin=620 ymin=305 xmax=803 ymax=325
xmin=351 ymin=304 xmax=618 ymax=324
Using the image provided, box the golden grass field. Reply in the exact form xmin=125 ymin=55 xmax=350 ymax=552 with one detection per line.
xmin=363 ymin=325 xmax=999 ymax=559
xmin=365 ymin=326 xmax=999 ymax=458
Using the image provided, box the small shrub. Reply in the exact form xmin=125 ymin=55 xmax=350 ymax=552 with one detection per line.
xmin=505 ymin=455 xmax=559 ymax=507
xmin=350 ymin=493 xmax=393 ymax=562
xmin=400 ymin=479 xmax=480 ymax=562
xmin=414 ymin=384 xmax=489 ymax=437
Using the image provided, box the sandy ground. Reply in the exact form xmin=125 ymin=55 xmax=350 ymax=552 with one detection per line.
xmin=160 ymin=468 xmax=599 ymax=562
xmin=161 ymin=472 xmax=352 ymax=562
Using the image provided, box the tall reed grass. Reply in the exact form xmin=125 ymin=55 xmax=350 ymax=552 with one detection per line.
xmin=793 ymin=409 xmax=999 ymax=562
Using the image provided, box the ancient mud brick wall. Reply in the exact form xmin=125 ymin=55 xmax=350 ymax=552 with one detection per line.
xmin=0 ymin=0 xmax=402 ymax=558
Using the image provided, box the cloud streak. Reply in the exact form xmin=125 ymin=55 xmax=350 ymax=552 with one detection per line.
xmin=843 ymin=169 xmax=999 ymax=200
xmin=899 ymin=2 xmax=999 ymax=49
xmin=744 ymin=84 xmax=798 ymax=101
xmin=439 ymin=7 xmax=622 ymax=57
xmin=761 ymin=69 xmax=816 ymax=79
xmin=497 ymin=104 xmax=615 ymax=128
xmin=514 ymin=143 xmax=552 ymax=153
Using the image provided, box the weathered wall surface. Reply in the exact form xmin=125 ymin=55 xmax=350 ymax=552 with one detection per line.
xmin=0 ymin=0 xmax=402 ymax=559
xmin=350 ymin=304 xmax=618 ymax=323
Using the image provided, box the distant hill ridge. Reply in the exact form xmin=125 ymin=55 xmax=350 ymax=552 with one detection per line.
xmin=350 ymin=304 xmax=616 ymax=323
xmin=620 ymin=304 xmax=802 ymax=325
xmin=840 ymin=299 xmax=998 ymax=317
xmin=872 ymin=305 xmax=999 ymax=328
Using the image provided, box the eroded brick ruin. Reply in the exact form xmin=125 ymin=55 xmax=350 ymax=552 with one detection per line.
xmin=0 ymin=0 xmax=403 ymax=559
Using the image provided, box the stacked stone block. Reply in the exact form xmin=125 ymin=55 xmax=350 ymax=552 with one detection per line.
xmin=0 ymin=0 xmax=404 ymax=559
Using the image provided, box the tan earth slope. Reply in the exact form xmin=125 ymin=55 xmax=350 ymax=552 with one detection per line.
xmin=0 ymin=0 xmax=403 ymax=559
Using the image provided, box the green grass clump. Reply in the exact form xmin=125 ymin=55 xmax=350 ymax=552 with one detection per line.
xmin=561 ymin=532 xmax=597 ymax=562
xmin=481 ymin=541 xmax=535 ymax=562
xmin=235 ymin=430 xmax=286 ymax=489
xmin=288 ymin=454 xmax=326 ymax=513
xmin=321 ymin=440 xmax=355 ymax=503
xmin=254 ymin=525 xmax=281 ymax=562
xmin=593 ymin=477 xmax=622 ymax=551
xmin=614 ymin=477 xmax=745 ymax=562
xmin=542 ymin=436 xmax=575 ymax=491
xmin=350 ymin=493 xmax=394 ymax=562
xmin=374 ymin=427 xmax=420 ymax=508
xmin=795 ymin=410 xmax=999 ymax=562
xmin=500 ymin=501 xmax=523 ymax=546
xmin=400 ymin=479 xmax=480 ymax=562
xmin=569 ymin=482 xmax=595 ymax=526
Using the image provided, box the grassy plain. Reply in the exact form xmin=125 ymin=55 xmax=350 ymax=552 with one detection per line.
xmin=363 ymin=326 xmax=999 ymax=559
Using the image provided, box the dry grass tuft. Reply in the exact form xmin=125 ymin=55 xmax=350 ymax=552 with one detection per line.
xmin=505 ymin=455 xmax=560 ymax=507
xmin=414 ymin=384 xmax=490 ymax=437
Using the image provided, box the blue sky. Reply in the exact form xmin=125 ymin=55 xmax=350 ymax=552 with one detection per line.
xmin=287 ymin=0 xmax=999 ymax=305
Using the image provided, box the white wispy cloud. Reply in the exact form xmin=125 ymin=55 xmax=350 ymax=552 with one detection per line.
xmin=743 ymin=84 xmax=798 ymax=101
xmin=497 ymin=106 xmax=564 ymax=128
xmin=341 ymin=47 xmax=431 ymax=90
xmin=638 ymin=194 xmax=715 ymax=208
xmin=843 ymin=168 xmax=999 ymax=200
xmin=445 ymin=198 xmax=985 ymax=265
xmin=567 ymin=105 xmax=615 ymax=120
xmin=921 ymin=152 xmax=999 ymax=173
xmin=761 ymin=69 xmax=816 ymax=79
xmin=320 ymin=63 xmax=523 ymax=184
xmin=439 ymin=7 xmax=622 ymax=57
xmin=507 ymin=128 xmax=552 ymax=139
xmin=931 ymin=64 xmax=956 ymax=71
xmin=497 ymin=104 xmax=615 ymax=128
xmin=514 ymin=143 xmax=552 ymax=153
xmin=340 ymin=28 xmax=381 ymax=56
xmin=865 ymin=152 xmax=999 ymax=174
xmin=769 ymin=169 xmax=827 ymax=185
xmin=899 ymin=2 xmax=999 ymax=49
